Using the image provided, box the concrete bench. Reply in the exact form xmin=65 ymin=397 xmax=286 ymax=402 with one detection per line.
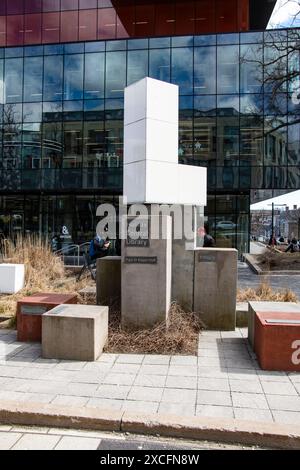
xmin=17 ymin=293 xmax=77 ymax=342
xmin=248 ymin=301 xmax=300 ymax=349
xmin=0 ymin=264 xmax=25 ymax=294
xmin=42 ymin=304 xmax=108 ymax=361
xmin=254 ymin=311 xmax=300 ymax=371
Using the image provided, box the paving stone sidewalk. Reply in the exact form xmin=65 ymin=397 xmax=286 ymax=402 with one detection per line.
xmin=0 ymin=328 xmax=299 ymax=427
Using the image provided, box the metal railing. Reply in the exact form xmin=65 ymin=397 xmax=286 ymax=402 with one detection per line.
xmin=54 ymin=242 xmax=90 ymax=266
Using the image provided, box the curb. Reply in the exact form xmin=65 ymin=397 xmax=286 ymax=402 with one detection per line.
xmin=0 ymin=401 xmax=300 ymax=449
xmin=244 ymin=254 xmax=300 ymax=276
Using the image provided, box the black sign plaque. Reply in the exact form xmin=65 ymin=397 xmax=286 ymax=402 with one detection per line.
xmin=125 ymin=256 xmax=157 ymax=265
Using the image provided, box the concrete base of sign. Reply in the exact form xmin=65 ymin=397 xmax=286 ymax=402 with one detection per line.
xmin=171 ymin=238 xmax=194 ymax=311
xmin=121 ymin=215 xmax=172 ymax=330
xmin=96 ymin=257 xmax=121 ymax=306
xmin=0 ymin=264 xmax=25 ymax=294
xmin=17 ymin=292 xmax=77 ymax=342
xmin=42 ymin=304 xmax=108 ymax=361
xmin=248 ymin=301 xmax=300 ymax=350
xmin=194 ymin=249 xmax=238 ymax=331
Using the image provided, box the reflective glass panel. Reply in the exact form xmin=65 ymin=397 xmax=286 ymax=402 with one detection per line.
xmin=64 ymin=54 xmax=84 ymax=100
xmin=24 ymin=56 xmax=43 ymax=102
xmin=84 ymin=53 xmax=105 ymax=99
xmin=44 ymin=55 xmax=63 ymax=101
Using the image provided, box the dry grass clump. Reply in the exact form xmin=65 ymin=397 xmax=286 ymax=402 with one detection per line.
xmin=105 ymin=303 xmax=203 ymax=355
xmin=237 ymin=281 xmax=298 ymax=303
xmin=257 ymin=251 xmax=300 ymax=271
xmin=0 ymin=236 xmax=91 ymax=322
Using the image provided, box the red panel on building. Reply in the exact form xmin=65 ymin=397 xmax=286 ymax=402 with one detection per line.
xmin=155 ymin=1 xmax=175 ymax=36
xmin=195 ymin=0 xmax=216 ymax=34
xmin=175 ymin=1 xmax=195 ymax=36
xmin=0 ymin=16 xmax=6 ymax=46
xmin=17 ymin=292 xmax=78 ymax=342
xmin=116 ymin=5 xmax=135 ymax=38
xmin=97 ymin=7 xmax=116 ymax=40
xmin=79 ymin=9 xmax=97 ymax=41
xmin=216 ymin=0 xmax=238 ymax=32
xmin=24 ymin=13 xmax=42 ymax=44
xmin=135 ymin=3 xmax=155 ymax=37
xmin=7 ymin=15 xmax=24 ymax=46
xmin=254 ymin=311 xmax=300 ymax=372
xmin=1 ymin=1 xmax=252 ymax=46
xmin=60 ymin=9 xmax=79 ymax=42
xmin=42 ymin=11 xmax=60 ymax=43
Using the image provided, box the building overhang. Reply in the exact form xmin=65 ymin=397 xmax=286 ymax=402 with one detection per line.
xmin=250 ymin=0 xmax=277 ymax=30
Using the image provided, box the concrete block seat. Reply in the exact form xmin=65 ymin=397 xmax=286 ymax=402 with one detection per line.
xmin=17 ymin=293 xmax=77 ymax=342
xmin=248 ymin=301 xmax=300 ymax=349
xmin=0 ymin=264 xmax=25 ymax=294
xmin=42 ymin=304 xmax=108 ymax=361
xmin=254 ymin=311 xmax=300 ymax=371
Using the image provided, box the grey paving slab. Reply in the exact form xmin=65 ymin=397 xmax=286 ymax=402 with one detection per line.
xmin=55 ymin=436 xmax=101 ymax=450
xmin=86 ymin=398 xmax=124 ymax=411
xmin=158 ymin=403 xmax=196 ymax=417
xmin=111 ymin=364 xmax=141 ymax=375
xmin=22 ymin=392 xmax=55 ymax=404
xmin=142 ymin=355 xmax=171 ymax=365
xmin=138 ymin=365 xmax=169 ymax=376
xmin=115 ymin=355 xmax=145 ymax=364
xmin=71 ymin=371 xmax=106 ymax=384
xmin=134 ymin=374 xmax=167 ymax=388
xmin=257 ymin=371 xmax=290 ymax=383
xmin=198 ymin=357 xmax=226 ymax=367
xmin=0 ymin=432 xmax=22 ymax=450
xmin=170 ymin=356 xmax=197 ymax=366
xmin=196 ymin=405 xmax=234 ymax=419
xmin=103 ymin=373 xmax=136 ymax=386
xmin=95 ymin=384 xmax=130 ymax=400
xmin=196 ymin=390 xmax=232 ymax=407
xmin=127 ymin=386 xmax=164 ymax=402
xmin=266 ymin=394 xmax=300 ymax=412
xmin=197 ymin=377 xmax=230 ymax=392
xmin=122 ymin=400 xmax=159 ymax=414
xmin=229 ymin=379 xmax=264 ymax=394
xmin=261 ymin=381 xmax=298 ymax=396
xmin=198 ymin=348 xmax=222 ymax=358
xmin=51 ymin=395 xmax=89 ymax=407
xmin=272 ymin=410 xmax=300 ymax=426
xmin=168 ymin=365 xmax=197 ymax=377
xmin=197 ymin=367 xmax=229 ymax=379
xmin=165 ymin=375 xmax=197 ymax=389
xmin=233 ymin=408 xmax=274 ymax=423
xmin=12 ymin=433 xmax=61 ymax=450
xmin=232 ymin=392 xmax=269 ymax=410
xmin=161 ymin=388 xmax=197 ymax=404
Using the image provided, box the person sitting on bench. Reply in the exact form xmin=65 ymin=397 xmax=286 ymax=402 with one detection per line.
xmin=89 ymin=234 xmax=111 ymax=261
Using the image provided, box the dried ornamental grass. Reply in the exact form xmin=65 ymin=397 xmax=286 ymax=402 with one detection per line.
xmin=105 ymin=303 xmax=203 ymax=355
xmin=237 ymin=281 xmax=298 ymax=303
xmin=257 ymin=251 xmax=300 ymax=271
xmin=0 ymin=235 xmax=92 ymax=321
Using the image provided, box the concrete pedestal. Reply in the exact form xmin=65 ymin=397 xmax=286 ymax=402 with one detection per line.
xmin=121 ymin=215 xmax=172 ymax=330
xmin=17 ymin=292 xmax=77 ymax=342
xmin=248 ymin=301 xmax=300 ymax=349
xmin=42 ymin=304 xmax=108 ymax=361
xmin=96 ymin=256 xmax=121 ymax=306
xmin=194 ymin=248 xmax=238 ymax=330
xmin=0 ymin=264 xmax=25 ymax=294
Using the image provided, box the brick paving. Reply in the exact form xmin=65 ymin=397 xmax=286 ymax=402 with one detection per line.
xmin=0 ymin=328 xmax=300 ymax=427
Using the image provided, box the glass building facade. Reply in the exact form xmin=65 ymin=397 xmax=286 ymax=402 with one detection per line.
xmin=0 ymin=1 xmax=298 ymax=255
